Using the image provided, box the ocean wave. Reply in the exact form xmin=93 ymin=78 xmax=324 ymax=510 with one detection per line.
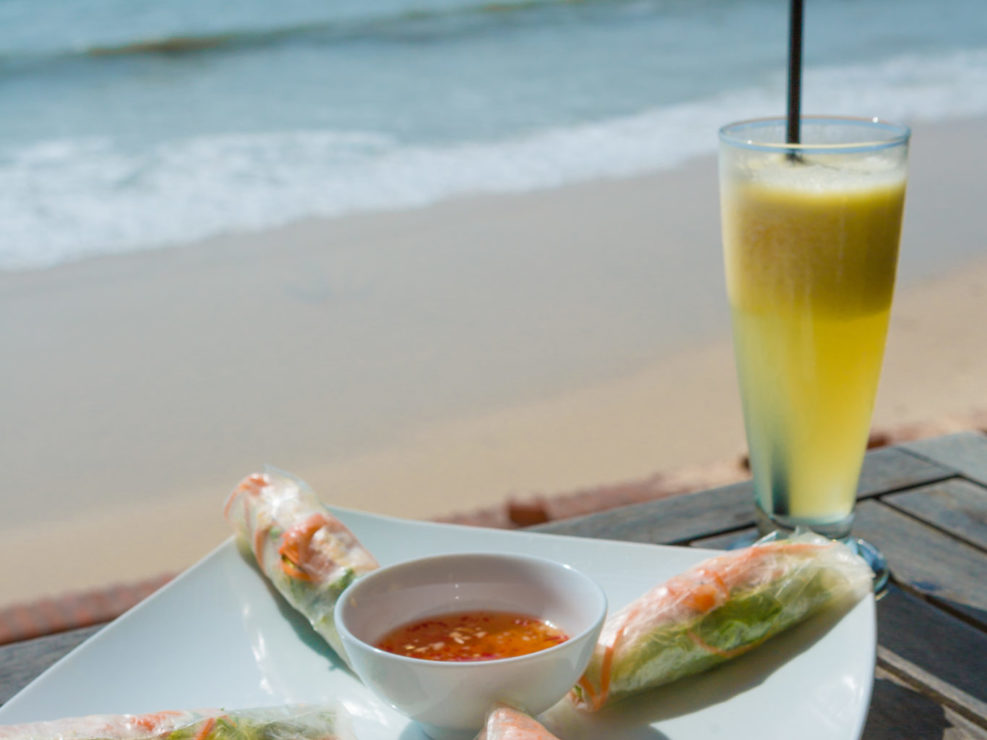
xmin=0 ymin=0 xmax=608 ymax=69
xmin=1 ymin=48 xmax=985 ymax=272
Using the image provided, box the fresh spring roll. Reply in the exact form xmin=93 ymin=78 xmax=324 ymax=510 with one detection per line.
xmin=224 ymin=470 xmax=378 ymax=661
xmin=475 ymin=705 xmax=561 ymax=740
xmin=571 ymin=533 xmax=872 ymax=711
xmin=0 ymin=705 xmax=352 ymax=740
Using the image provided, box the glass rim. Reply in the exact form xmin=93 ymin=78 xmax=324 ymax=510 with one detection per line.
xmin=719 ymin=115 xmax=911 ymax=154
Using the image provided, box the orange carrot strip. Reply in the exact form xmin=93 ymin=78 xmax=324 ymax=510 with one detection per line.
xmin=596 ymin=633 xmax=618 ymax=709
xmin=596 ymin=598 xmax=646 ymax=711
xmin=681 ymin=582 xmax=719 ymax=613
xmin=697 ymin=541 xmax=826 ymax=593
xmin=253 ymin=524 xmax=271 ymax=570
xmin=686 ymin=628 xmax=769 ymax=660
xmin=192 ymin=716 xmax=216 ymax=740
xmin=132 ymin=712 xmax=183 ymax=732
xmin=280 ymin=559 xmax=310 ymax=581
xmin=576 ymin=675 xmax=598 ymax=707
xmin=701 ymin=565 xmax=730 ymax=596
xmin=278 ymin=513 xmax=332 ymax=581
xmin=224 ymin=473 xmax=268 ymax=517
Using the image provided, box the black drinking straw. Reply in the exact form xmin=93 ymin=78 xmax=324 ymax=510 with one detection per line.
xmin=786 ymin=0 xmax=804 ymax=153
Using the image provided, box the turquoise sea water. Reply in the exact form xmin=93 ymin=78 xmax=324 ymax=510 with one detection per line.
xmin=1 ymin=0 xmax=985 ymax=270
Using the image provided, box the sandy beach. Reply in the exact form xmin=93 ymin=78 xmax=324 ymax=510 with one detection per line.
xmin=1 ymin=116 xmax=984 ymax=608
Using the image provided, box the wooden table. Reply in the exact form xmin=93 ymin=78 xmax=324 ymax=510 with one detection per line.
xmin=2 ymin=431 xmax=986 ymax=737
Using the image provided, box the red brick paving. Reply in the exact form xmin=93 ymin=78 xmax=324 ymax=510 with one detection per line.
xmin=0 ymin=573 xmax=174 ymax=646
xmin=3 ymin=411 xmax=984 ymax=646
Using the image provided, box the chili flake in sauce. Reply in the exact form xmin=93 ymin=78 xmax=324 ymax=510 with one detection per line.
xmin=375 ymin=610 xmax=569 ymax=661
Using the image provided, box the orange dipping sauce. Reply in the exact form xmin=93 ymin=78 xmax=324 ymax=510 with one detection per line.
xmin=375 ymin=610 xmax=569 ymax=662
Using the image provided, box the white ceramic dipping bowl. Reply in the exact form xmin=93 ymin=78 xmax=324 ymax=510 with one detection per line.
xmin=335 ymin=552 xmax=607 ymax=739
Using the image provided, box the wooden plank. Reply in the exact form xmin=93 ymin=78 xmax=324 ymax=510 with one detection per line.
xmin=941 ymin=711 xmax=987 ymax=740
xmin=694 ymin=479 xmax=987 ymax=559
xmin=884 ymin=479 xmax=987 ymax=551
xmin=857 ymin=445 xmax=955 ymax=498
xmin=0 ymin=625 xmax=102 ymax=707
xmin=853 ymin=500 xmax=987 ymax=627
xmin=533 ymin=443 xmax=951 ymax=545
xmin=867 ymin=667 xmax=987 ymax=739
xmin=876 ymin=586 xmax=987 ymax=707
xmin=531 ymin=480 xmax=754 ymax=544
xmin=689 ymin=527 xmax=759 ymax=550
xmin=901 ymin=432 xmax=987 ymax=487
xmin=878 ymin=647 xmax=987 ymax=733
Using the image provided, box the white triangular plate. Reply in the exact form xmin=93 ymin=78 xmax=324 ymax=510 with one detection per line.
xmin=0 ymin=508 xmax=874 ymax=739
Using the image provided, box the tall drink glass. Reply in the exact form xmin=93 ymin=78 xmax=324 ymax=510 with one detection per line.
xmin=718 ymin=117 xmax=909 ymax=587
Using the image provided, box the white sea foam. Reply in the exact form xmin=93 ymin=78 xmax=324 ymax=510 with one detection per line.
xmin=1 ymin=48 xmax=985 ymax=271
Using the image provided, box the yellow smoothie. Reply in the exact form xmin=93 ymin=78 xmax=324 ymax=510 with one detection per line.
xmin=721 ymin=158 xmax=905 ymax=529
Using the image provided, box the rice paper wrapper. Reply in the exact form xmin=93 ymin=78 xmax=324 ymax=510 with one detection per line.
xmin=571 ymin=532 xmax=872 ymax=711
xmin=224 ymin=469 xmax=378 ymax=662
xmin=475 ymin=705 xmax=562 ymax=740
xmin=0 ymin=704 xmax=352 ymax=740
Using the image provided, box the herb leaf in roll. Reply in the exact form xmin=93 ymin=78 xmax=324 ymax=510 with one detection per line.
xmin=224 ymin=470 xmax=378 ymax=662
xmin=570 ymin=532 xmax=872 ymax=711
